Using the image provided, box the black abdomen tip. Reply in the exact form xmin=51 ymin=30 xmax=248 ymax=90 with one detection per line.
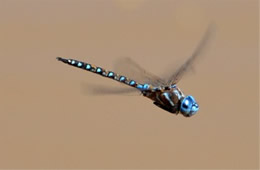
xmin=56 ymin=57 xmax=68 ymax=63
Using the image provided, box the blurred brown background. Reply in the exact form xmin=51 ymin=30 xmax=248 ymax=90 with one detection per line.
xmin=0 ymin=0 xmax=258 ymax=169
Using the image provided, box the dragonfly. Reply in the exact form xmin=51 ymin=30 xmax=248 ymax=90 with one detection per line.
xmin=57 ymin=25 xmax=214 ymax=117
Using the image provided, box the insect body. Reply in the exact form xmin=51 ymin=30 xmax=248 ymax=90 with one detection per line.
xmin=57 ymin=57 xmax=199 ymax=117
xmin=57 ymin=25 xmax=214 ymax=117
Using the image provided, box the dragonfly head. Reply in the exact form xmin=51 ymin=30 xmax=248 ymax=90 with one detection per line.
xmin=180 ymin=95 xmax=199 ymax=117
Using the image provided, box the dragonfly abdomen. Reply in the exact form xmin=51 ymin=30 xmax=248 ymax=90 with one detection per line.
xmin=57 ymin=57 xmax=148 ymax=91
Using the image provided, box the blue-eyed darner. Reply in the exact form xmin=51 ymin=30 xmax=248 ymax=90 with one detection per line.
xmin=57 ymin=25 xmax=214 ymax=117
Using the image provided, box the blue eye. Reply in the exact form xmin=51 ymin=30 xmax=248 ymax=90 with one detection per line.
xmin=180 ymin=95 xmax=199 ymax=117
xmin=183 ymin=103 xmax=188 ymax=109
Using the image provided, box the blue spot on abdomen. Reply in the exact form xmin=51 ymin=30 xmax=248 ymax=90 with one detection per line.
xmin=77 ymin=62 xmax=83 ymax=67
xmin=137 ymin=84 xmax=143 ymax=90
xmin=129 ymin=80 xmax=136 ymax=86
xmin=96 ymin=67 xmax=102 ymax=74
xmin=86 ymin=64 xmax=91 ymax=70
xmin=119 ymin=76 xmax=126 ymax=82
xmin=108 ymin=72 xmax=114 ymax=77
xmin=143 ymin=84 xmax=150 ymax=90
xmin=71 ymin=60 xmax=76 ymax=65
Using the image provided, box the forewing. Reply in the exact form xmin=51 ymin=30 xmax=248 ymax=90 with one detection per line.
xmin=114 ymin=57 xmax=167 ymax=87
xmin=167 ymin=24 xmax=216 ymax=85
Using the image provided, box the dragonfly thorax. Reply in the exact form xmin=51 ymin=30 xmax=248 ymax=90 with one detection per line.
xmin=142 ymin=85 xmax=182 ymax=113
xmin=142 ymin=85 xmax=199 ymax=117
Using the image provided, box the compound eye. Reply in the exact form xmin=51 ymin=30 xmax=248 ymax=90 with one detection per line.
xmin=180 ymin=98 xmax=191 ymax=113
xmin=183 ymin=99 xmax=189 ymax=108
xmin=180 ymin=95 xmax=199 ymax=116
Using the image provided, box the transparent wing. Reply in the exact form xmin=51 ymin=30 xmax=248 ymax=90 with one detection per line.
xmin=80 ymin=58 xmax=166 ymax=96
xmin=167 ymin=23 xmax=216 ymax=85
xmin=80 ymin=82 xmax=140 ymax=96
xmin=114 ymin=57 xmax=167 ymax=87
